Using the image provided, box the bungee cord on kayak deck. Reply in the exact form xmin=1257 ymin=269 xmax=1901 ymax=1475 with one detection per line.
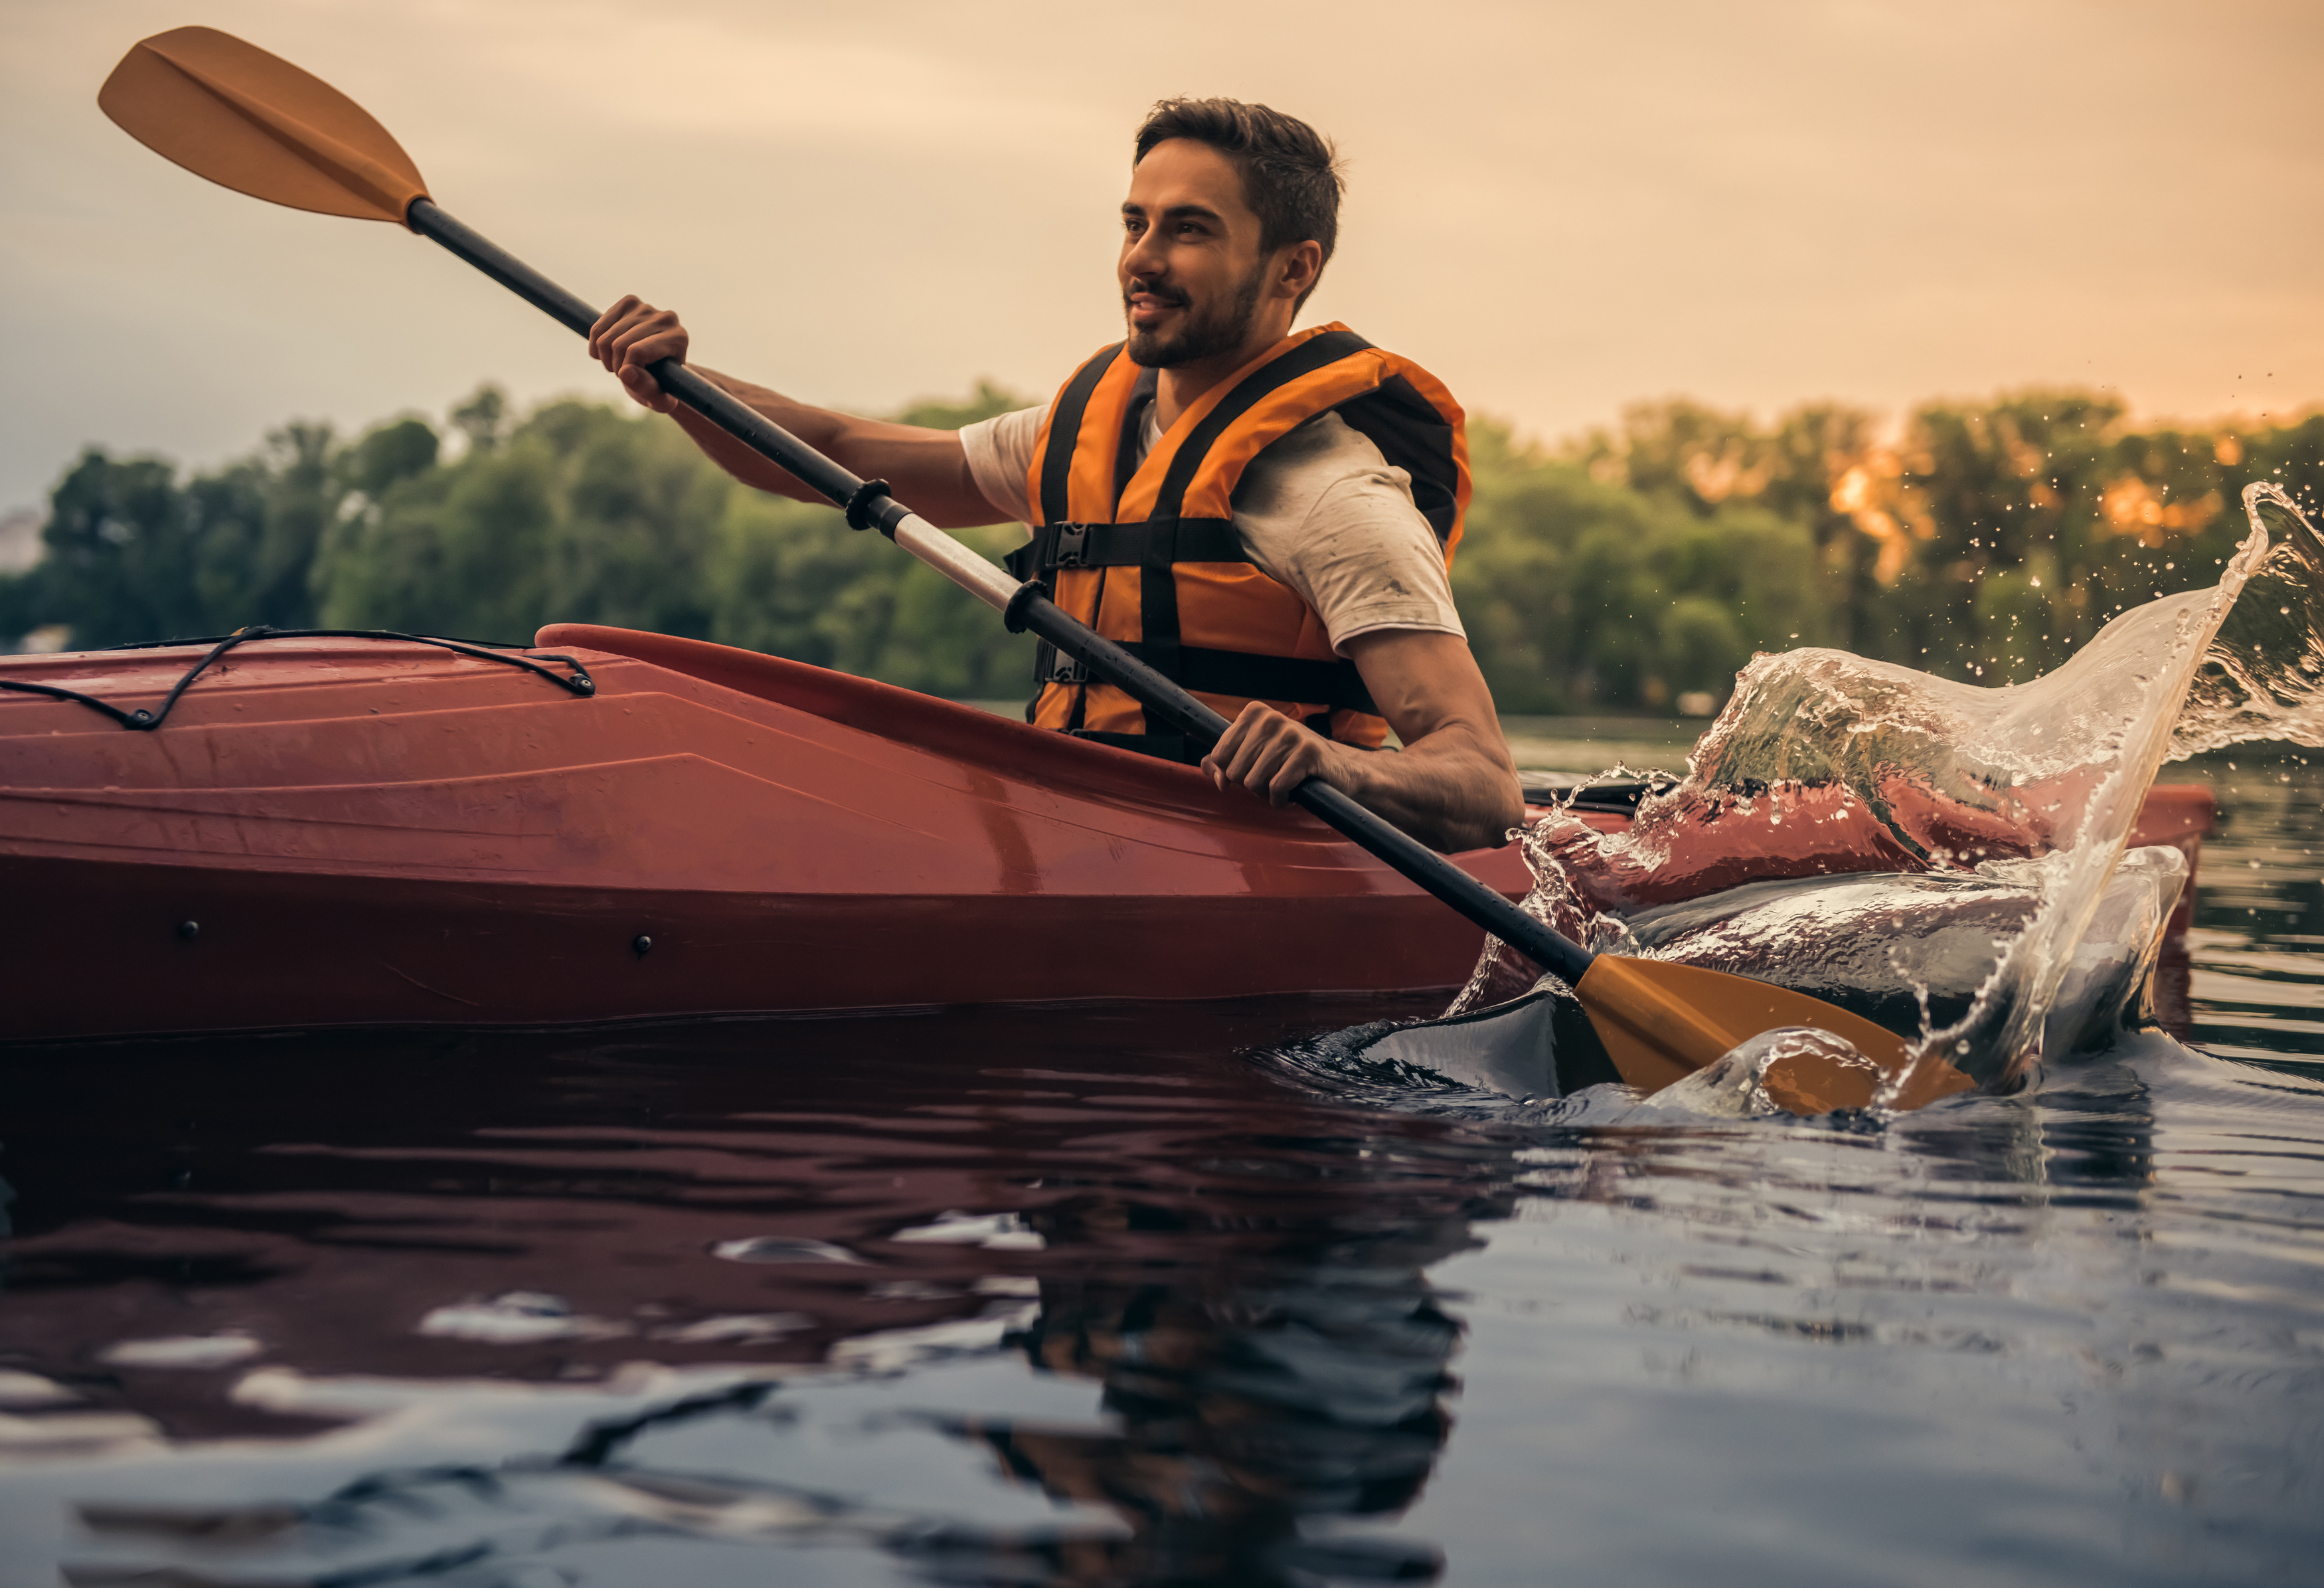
xmin=0 ymin=626 xmax=595 ymax=731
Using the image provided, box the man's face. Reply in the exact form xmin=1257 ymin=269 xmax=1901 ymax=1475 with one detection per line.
xmin=1120 ymin=139 xmax=1270 ymax=369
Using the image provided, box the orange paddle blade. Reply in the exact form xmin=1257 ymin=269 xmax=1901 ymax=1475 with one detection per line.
xmin=1576 ymin=956 xmax=1975 ymax=1112
xmin=99 ymin=26 xmax=427 ymax=225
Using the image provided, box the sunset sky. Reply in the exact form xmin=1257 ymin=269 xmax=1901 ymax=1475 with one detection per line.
xmin=4 ymin=0 xmax=2320 ymax=516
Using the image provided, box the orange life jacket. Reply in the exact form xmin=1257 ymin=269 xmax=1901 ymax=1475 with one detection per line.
xmin=1004 ymin=323 xmax=1469 ymax=760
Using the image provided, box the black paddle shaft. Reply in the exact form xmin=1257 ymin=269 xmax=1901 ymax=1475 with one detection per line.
xmin=405 ymin=197 xmax=1594 ymax=986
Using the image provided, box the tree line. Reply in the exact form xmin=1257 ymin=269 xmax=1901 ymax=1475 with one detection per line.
xmin=6 ymin=381 xmax=2319 ymax=714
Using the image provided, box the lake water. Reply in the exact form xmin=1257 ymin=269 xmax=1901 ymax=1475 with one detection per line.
xmin=0 ymin=726 xmax=2318 ymax=1587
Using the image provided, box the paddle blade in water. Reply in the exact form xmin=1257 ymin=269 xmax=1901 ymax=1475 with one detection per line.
xmin=99 ymin=27 xmax=427 ymax=224
xmin=1576 ymin=956 xmax=1973 ymax=1112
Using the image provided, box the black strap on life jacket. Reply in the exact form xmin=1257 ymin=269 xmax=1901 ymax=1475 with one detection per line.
xmin=1029 ymin=637 xmax=1379 ymax=711
xmin=1003 ymin=517 xmax=1246 ymax=578
xmin=1067 ymin=728 xmax=1204 ymax=763
xmin=1035 ymin=344 xmax=1122 ymax=526
xmin=1143 ymin=329 xmax=1372 ymax=519
xmin=1338 ymin=376 xmax=1462 ymax=543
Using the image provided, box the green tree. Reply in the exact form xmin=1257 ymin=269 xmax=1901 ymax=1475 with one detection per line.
xmin=311 ymin=381 xmax=1039 ymax=689
xmin=1454 ymin=422 xmax=1827 ymax=713
xmin=25 ymin=449 xmax=208 ymax=644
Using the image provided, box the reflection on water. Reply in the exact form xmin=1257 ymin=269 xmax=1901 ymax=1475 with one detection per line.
xmin=2183 ymin=753 xmax=2324 ymax=1077
xmin=0 ymin=762 xmax=2319 ymax=1584
xmin=0 ymin=997 xmax=1491 ymax=1585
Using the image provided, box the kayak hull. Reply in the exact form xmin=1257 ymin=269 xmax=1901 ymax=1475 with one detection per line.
xmin=0 ymin=853 xmax=1519 ymax=1035
xmin=0 ymin=625 xmax=1536 ymax=1040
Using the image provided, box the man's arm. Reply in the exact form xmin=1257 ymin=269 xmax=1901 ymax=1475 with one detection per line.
xmin=1201 ymin=630 xmax=1525 ymax=853
xmin=586 ymin=296 xmax=1001 ymax=529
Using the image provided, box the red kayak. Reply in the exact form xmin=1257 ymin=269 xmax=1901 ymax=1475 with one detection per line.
xmin=0 ymin=625 xmax=1550 ymax=1041
xmin=0 ymin=625 xmax=2215 ymax=1042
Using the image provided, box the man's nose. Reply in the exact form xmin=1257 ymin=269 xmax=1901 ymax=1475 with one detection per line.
xmin=1122 ymin=229 xmax=1168 ymax=284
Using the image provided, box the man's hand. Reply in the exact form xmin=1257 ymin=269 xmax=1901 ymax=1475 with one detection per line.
xmin=1203 ymin=701 xmax=1347 ymax=806
xmin=587 ymin=296 xmax=687 ymax=414
xmin=1199 ymin=630 xmax=1524 ymax=853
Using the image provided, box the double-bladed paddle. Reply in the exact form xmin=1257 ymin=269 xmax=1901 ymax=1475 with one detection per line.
xmin=97 ymin=25 xmax=1971 ymax=1112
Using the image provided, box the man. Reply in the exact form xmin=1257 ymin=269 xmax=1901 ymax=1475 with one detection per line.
xmin=588 ymin=99 xmax=1522 ymax=853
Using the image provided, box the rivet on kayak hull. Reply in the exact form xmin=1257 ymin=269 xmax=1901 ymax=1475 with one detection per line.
xmin=633 ymin=934 xmax=653 ymax=957
xmin=177 ymin=920 xmax=200 ymax=941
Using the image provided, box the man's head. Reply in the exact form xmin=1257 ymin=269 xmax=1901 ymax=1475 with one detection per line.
xmin=1120 ymin=98 xmax=1343 ymax=370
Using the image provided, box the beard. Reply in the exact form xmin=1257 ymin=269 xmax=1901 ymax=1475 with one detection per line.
xmin=1123 ymin=264 xmax=1266 ymax=368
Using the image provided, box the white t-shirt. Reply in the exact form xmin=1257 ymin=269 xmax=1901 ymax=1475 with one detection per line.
xmin=959 ymin=400 xmax=1465 ymax=654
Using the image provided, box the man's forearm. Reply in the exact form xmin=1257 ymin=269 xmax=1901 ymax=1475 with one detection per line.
xmin=667 ymin=368 xmax=999 ymax=527
xmin=1337 ymin=721 xmax=1525 ymax=853
xmin=665 ymin=377 xmax=820 ymax=498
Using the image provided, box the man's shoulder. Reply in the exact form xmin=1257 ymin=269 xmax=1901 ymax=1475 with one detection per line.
xmin=1262 ymin=408 xmax=1388 ymax=470
xmin=1233 ymin=410 xmax=1411 ymax=523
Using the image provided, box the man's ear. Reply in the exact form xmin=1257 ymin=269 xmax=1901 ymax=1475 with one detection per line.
xmin=1276 ymin=239 xmax=1324 ymax=301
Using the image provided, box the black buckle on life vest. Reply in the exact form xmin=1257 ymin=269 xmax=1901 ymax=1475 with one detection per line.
xmin=1037 ymin=641 xmax=1089 ymax=686
xmin=1050 ymin=524 xmax=1093 ymax=569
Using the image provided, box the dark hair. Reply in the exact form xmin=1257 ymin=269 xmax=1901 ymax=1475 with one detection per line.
xmin=1133 ymin=98 xmax=1343 ymax=292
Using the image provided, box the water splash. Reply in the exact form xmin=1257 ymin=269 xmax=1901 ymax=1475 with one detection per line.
xmin=2173 ymin=488 xmax=2324 ymax=754
xmin=1461 ymin=484 xmax=2324 ymax=1097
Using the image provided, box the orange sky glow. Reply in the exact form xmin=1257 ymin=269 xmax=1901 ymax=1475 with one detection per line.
xmin=3 ymin=0 xmax=2319 ymax=512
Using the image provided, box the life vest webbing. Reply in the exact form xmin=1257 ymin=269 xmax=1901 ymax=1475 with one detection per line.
xmin=1005 ymin=517 xmax=1245 ymax=578
xmin=1004 ymin=519 xmax=1248 ymax=714
xmin=1144 ymin=329 xmax=1373 ymax=519
xmin=1031 ymin=640 xmax=1378 ymax=713
xmin=1125 ymin=329 xmax=1379 ymax=695
xmin=1335 ymin=373 xmax=1464 ymax=542
xmin=1037 ymin=345 xmax=1121 ymax=526
xmin=1108 ymin=367 xmax=1159 ymax=515
xmin=1010 ymin=513 xmax=1299 ymax=711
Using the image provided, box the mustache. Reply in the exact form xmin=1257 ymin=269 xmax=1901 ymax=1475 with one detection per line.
xmin=1123 ymin=276 xmax=1189 ymax=308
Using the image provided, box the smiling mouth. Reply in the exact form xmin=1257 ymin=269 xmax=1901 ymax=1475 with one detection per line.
xmin=1125 ymin=280 xmax=1187 ymax=321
